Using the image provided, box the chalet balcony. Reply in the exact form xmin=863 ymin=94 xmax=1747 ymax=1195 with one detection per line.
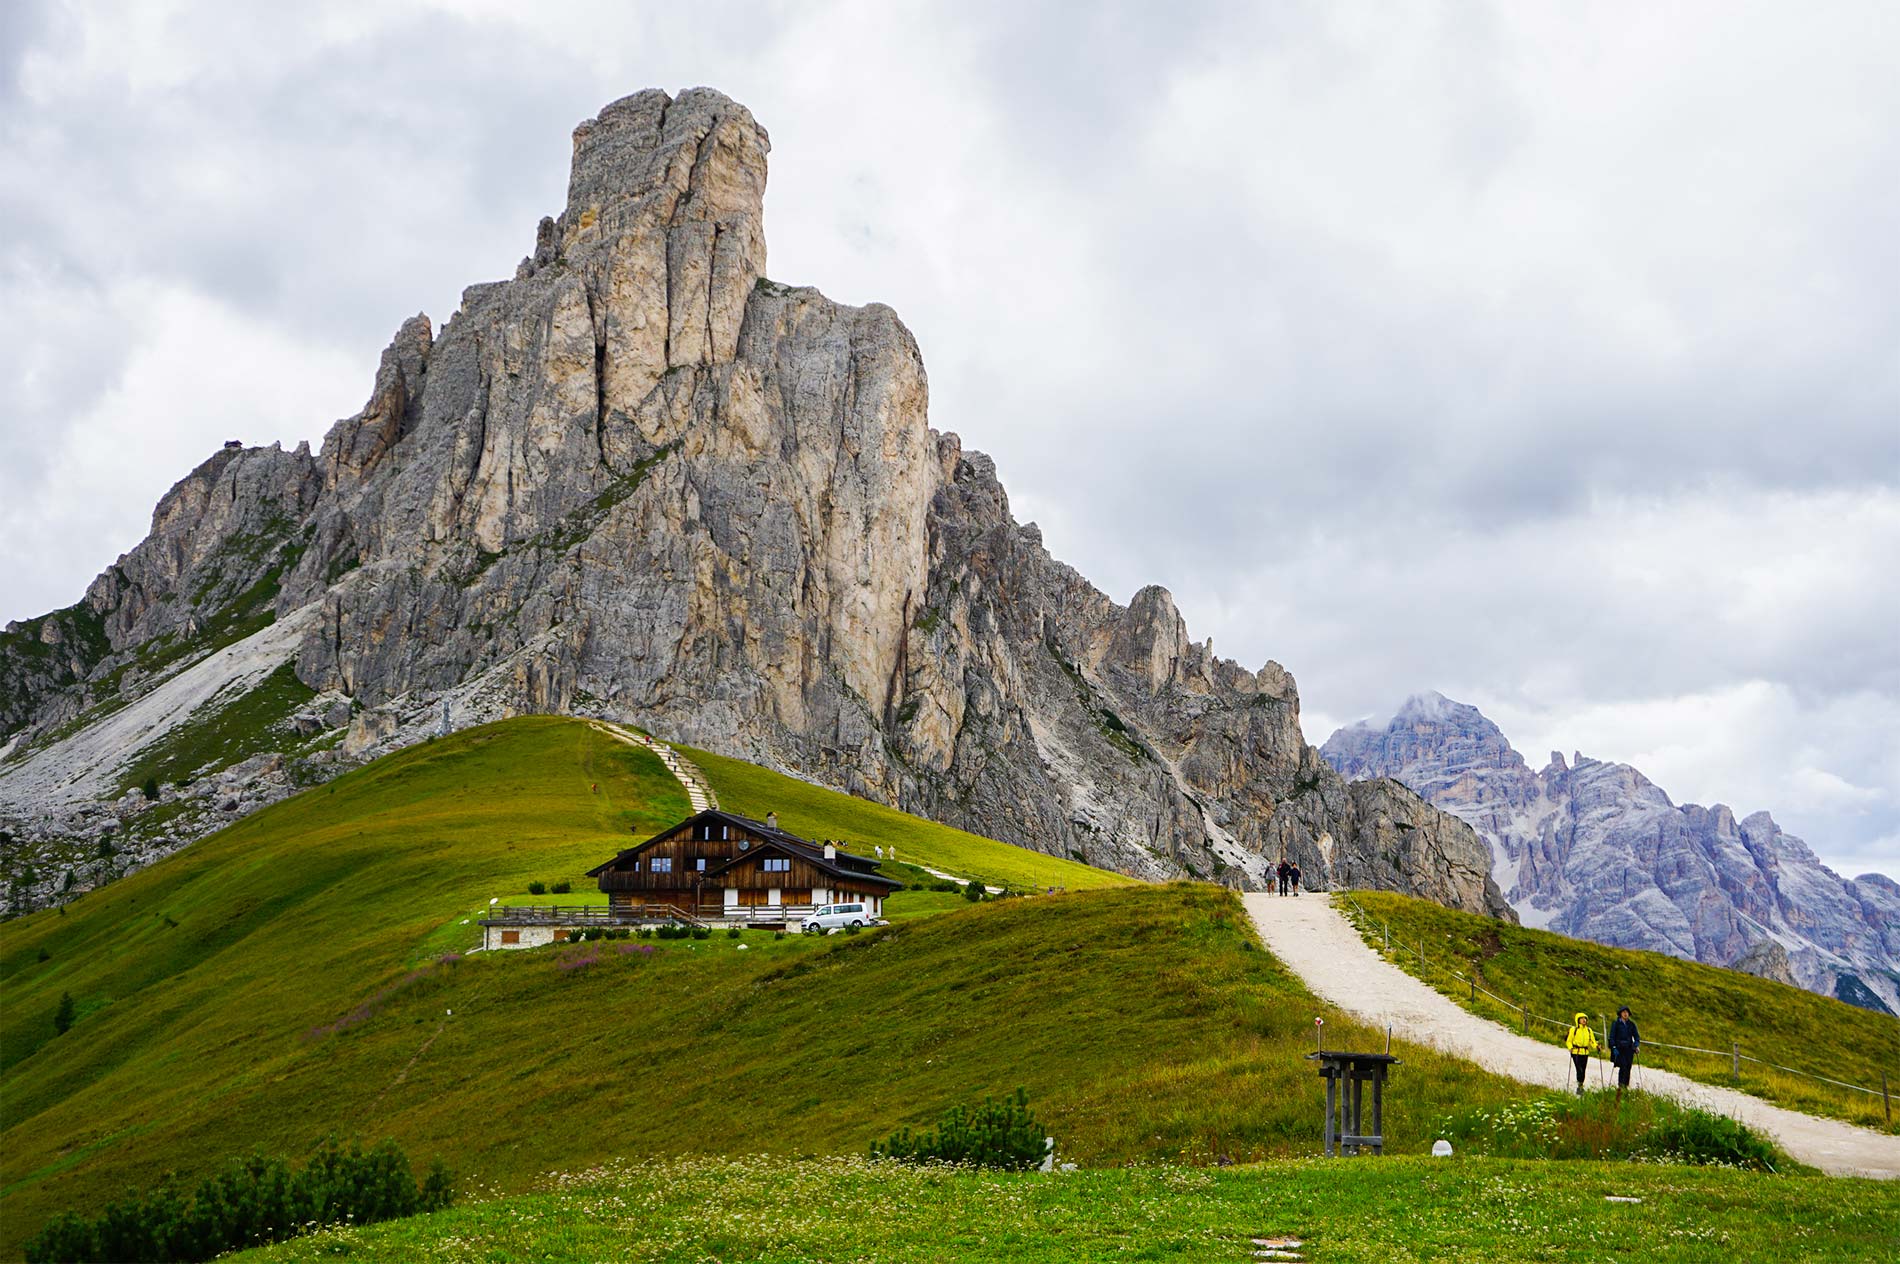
xmin=480 ymin=902 xmax=831 ymax=928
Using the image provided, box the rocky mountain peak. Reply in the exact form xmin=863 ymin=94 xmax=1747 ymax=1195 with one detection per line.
xmin=1323 ymin=692 xmax=1900 ymax=1013
xmin=2 ymin=88 xmax=1512 ymax=927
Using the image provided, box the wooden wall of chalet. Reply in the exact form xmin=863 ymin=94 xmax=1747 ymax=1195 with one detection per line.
xmin=597 ymin=819 xmax=765 ymax=894
xmin=720 ymin=852 xmax=841 ymax=892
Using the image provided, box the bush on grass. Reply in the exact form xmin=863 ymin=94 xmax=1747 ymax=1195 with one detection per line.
xmin=1435 ymin=1091 xmax=1788 ymax=1171
xmin=526 ymin=881 xmax=547 ymax=895
xmin=871 ymin=1088 xmax=1047 ymax=1171
xmin=550 ymin=880 xmax=571 ymax=894
xmin=23 ymin=1137 xmax=453 ymax=1263
xmin=727 ymin=927 xmax=742 ymax=939
xmin=963 ymin=879 xmax=984 ymax=902
xmin=53 ymin=991 xmax=75 ymax=1035
xmin=1642 ymin=1107 xmax=1783 ymax=1170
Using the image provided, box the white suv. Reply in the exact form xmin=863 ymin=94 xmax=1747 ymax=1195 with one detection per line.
xmin=802 ymin=902 xmax=876 ymax=933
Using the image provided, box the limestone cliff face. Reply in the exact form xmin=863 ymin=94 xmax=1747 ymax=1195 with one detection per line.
xmin=2 ymin=89 xmax=1509 ymax=921
xmin=1323 ymin=693 xmax=1900 ymax=1012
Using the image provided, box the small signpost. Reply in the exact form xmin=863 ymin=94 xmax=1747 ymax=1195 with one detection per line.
xmin=1306 ymin=1040 xmax=1400 ymax=1157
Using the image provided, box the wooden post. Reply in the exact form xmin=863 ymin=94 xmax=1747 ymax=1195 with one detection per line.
xmin=1372 ymin=1072 xmax=1384 ymax=1155
xmin=1731 ymin=1041 xmax=1740 ymax=1084
xmin=1469 ymin=977 xmax=1476 ymax=1002
xmin=1324 ymin=1072 xmax=1337 ymax=1158
xmin=1521 ymin=1004 xmax=1529 ymax=1034
xmin=1882 ymin=1070 xmax=1890 ymax=1124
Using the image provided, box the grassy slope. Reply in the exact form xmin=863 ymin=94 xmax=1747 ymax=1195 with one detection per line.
xmin=241 ymin=1156 xmax=1900 ymax=1264
xmin=0 ymin=718 xmax=1550 ymax=1259
xmin=1343 ymin=890 xmax=1900 ymax=1132
xmin=684 ymin=746 xmax=1129 ymax=892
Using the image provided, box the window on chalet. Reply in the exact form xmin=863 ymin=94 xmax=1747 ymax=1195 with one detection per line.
xmin=695 ymin=823 xmax=731 ymax=841
xmin=651 ymin=857 xmax=673 ymax=873
xmin=696 ymin=858 xmax=706 ymax=872
xmin=763 ymin=857 xmax=791 ymax=873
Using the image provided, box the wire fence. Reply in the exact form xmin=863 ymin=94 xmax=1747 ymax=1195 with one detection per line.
xmin=1333 ymin=890 xmax=1896 ymax=1124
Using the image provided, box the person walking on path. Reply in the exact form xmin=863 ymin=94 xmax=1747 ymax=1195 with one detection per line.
xmin=1565 ymin=1012 xmax=1599 ymax=1093
xmin=1288 ymin=860 xmax=1302 ymax=896
xmin=1275 ymin=859 xmax=1289 ymax=896
xmin=1609 ymin=1005 xmax=1641 ymax=1103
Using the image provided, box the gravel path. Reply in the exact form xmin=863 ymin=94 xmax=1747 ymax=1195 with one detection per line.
xmin=589 ymin=722 xmax=716 ymax=812
xmin=1242 ymin=892 xmax=1900 ymax=1179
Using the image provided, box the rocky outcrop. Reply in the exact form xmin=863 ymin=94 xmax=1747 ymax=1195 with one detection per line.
xmin=1323 ymin=693 xmax=1900 ymax=1011
xmin=2 ymin=89 xmax=1510 ymax=923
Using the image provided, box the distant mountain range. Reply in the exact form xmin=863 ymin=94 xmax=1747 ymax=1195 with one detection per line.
xmin=1321 ymin=693 xmax=1900 ymax=1012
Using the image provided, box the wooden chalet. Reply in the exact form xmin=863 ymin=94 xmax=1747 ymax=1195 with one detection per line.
xmin=586 ymin=808 xmax=899 ymax=924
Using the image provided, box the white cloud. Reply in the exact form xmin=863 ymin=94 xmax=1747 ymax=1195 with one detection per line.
xmin=1 ymin=0 xmax=1895 ymax=879
xmin=1 ymin=281 xmax=362 ymax=616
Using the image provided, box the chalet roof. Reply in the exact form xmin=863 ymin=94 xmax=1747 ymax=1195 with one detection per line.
xmin=703 ymin=834 xmax=902 ymax=890
xmin=585 ymin=807 xmax=893 ymax=885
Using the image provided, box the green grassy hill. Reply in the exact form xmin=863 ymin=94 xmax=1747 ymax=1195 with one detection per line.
xmin=1341 ymin=890 xmax=1900 ymax=1132
xmin=0 ymin=717 xmax=1555 ymax=1260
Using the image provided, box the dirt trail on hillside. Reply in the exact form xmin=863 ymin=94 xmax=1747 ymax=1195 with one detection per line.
xmin=1242 ymin=892 xmax=1900 ymax=1179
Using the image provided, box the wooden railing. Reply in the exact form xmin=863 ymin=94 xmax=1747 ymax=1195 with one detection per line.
xmin=480 ymin=903 xmax=707 ymax=927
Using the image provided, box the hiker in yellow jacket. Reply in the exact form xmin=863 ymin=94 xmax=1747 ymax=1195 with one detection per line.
xmin=1565 ymin=1012 xmax=1599 ymax=1094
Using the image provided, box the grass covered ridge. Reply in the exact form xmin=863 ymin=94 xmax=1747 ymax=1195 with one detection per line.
xmin=237 ymin=1155 xmax=1900 ymax=1264
xmin=2 ymin=717 xmax=1552 ymax=1259
xmin=1342 ymin=889 xmax=1900 ymax=1132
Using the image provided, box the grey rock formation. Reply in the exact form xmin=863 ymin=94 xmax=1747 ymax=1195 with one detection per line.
xmin=2 ymin=89 xmax=1511 ymax=924
xmin=1323 ymin=693 xmax=1900 ymax=1011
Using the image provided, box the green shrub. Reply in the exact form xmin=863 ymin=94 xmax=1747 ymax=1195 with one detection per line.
xmin=774 ymin=931 xmax=786 ymax=941
xmin=1434 ymin=1091 xmax=1788 ymax=1171
xmin=963 ymin=879 xmax=983 ymax=902
xmin=1641 ymin=1108 xmax=1783 ymax=1171
xmin=550 ymin=880 xmax=571 ymax=894
xmin=21 ymin=1137 xmax=453 ymax=1263
xmin=690 ymin=926 xmax=712 ymax=940
xmin=726 ymin=927 xmax=742 ymax=939
xmin=871 ymin=1089 xmax=1047 ymax=1170
xmin=527 ymin=881 xmax=547 ymax=896
xmin=845 ymin=924 xmax=862 ymax=936
xmin=54 ymin=992 xmax=74 ymax=1035
xmin=141 ymin=777 xmax=160 ymax=801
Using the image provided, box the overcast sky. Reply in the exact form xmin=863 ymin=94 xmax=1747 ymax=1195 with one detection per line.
xmin=3 ymin=1 xmax=1896 ymax=879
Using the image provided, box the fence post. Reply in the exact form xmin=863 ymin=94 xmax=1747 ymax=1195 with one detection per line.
xmin=1731 ymin=1042 xmax=1740 ymax=1084
xmin=1469 ymin=977 xmax=1475 ymax=1002
xmin=1884 ymin=1070 xmax=1891 ymax=1125
xmin=1521 ymin=1004 xmax=1528 ymax=1034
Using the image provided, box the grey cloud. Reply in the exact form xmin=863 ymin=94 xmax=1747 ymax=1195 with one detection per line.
xmin=1 ymin=0 xmax=1894 ymax=877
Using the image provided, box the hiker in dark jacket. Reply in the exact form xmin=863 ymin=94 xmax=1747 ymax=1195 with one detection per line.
xmin=1288 ymin=860 xmax=1302 ymax=895
xmin=1275 ymin=859 xmax=1289 ymax=896
xmin=1609 ymin=1005 xmax=1641 ymax=1103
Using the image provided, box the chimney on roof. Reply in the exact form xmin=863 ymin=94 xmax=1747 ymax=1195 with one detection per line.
xmin=824 ymin=841 xmax=836 ymax=861
xmin=766 ymin=811 xmax=778 ymax=831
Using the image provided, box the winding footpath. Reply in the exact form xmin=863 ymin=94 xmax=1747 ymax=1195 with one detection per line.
xmin=589 ymin=721 xmax=717 ymax=812
xmin=1242 ymin=892 xmax=1900 ymax=1179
